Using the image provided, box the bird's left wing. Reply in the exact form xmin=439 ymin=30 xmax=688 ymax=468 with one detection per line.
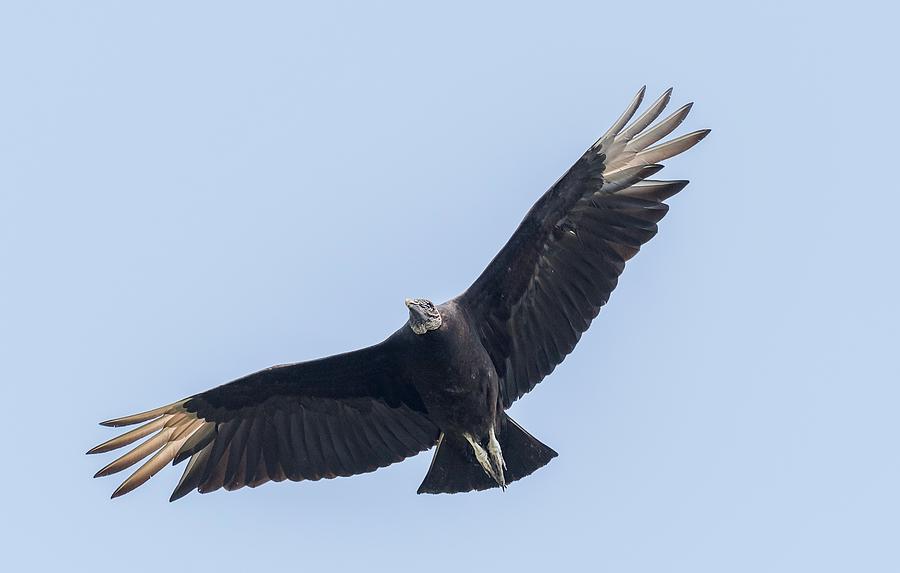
xmin=457 ymin=87 xmax=709 ymax=408
xmin=88 ymin=338 xmax=439 ymax=501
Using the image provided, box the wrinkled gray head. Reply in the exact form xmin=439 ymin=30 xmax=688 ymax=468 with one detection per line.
xmin=405 ymin=298 xmax=442 ymax=335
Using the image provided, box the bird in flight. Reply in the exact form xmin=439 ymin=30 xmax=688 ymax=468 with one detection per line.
xmin=89 ymin=87 xmax=709 ymax=501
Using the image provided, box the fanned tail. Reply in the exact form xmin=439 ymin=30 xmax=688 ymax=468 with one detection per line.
xmin=417 ymin=415 xmax=557 ymax=494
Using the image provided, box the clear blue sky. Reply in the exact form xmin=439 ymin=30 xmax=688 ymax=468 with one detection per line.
xmin=1 ymin=2 xmax=897 ymax=571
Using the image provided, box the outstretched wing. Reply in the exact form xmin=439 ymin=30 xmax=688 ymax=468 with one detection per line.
xmin=88 ymin=337 xmax=439 ymax=501
xmin=457 ymin=87 xmax=709 ymax=408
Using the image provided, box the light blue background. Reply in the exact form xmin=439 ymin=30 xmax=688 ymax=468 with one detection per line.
xmin=2 ymin=2 xmax=897 ymax=571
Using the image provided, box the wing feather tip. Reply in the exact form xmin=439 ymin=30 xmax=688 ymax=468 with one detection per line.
xmin=661 ymin=180 xmax=690 ymax=201
xmin=687 ymin=128 xmax=712 ymax=147
xmin=168 ymin=487 xmax=193 ymax=503
xmin=98 ymin=401 xmax=184 ymax=427
xmin=93 ymin=462 xmax=122 ymax=479
xmin=683 ymin=128 xmax=711 ymax=144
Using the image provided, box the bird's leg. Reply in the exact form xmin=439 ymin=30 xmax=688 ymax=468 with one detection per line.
xmin=464 ymin=433 xmax=503 ymax=488
xmin=487 ymin=425 xmax=507 ymax=490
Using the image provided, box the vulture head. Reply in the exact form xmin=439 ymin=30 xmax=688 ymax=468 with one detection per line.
xmin=405 ymin=298 xmax=442 ymax=335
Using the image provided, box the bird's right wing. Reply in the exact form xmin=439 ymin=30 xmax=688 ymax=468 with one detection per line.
xmin=457 ymin=87 xmax=708 ymax=408
xmin=88 ymin=338 xmax=439 ymax=501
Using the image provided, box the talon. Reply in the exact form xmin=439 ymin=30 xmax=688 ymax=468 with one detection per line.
xmin=464 ymin=433 xmax=503 ymax=486
xmin=488 ymin=426 xmax=507 ymax=472
xmin=487 ymin=426 xmax=507 ymax=489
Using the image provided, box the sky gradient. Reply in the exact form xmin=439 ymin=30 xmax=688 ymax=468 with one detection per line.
xmin=1 ymin=2 xmax=897 ymax=571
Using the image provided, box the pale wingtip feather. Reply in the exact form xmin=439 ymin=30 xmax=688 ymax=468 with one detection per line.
xmin=99 ymin=401 xmax=183 ymax=427
xmin=624 ymin=102 xmax=698 ymax=154
xmin=87 ymin=417 xmax=171 ymax=455
xmin=600 ymin=164 xmax=665 ymax=194
xmin=686 ymin=128 xmax=712 ymax=146
xmin=618 ymin=88 xmax=674 ymax=141
xmin=636 ymin=128 xmax=711 ymax=164
xmin=109 ymin=432 xmax=195 ymax=498
xmin=594 ymin=86 xmax=647 ymax=149
xmin=92 ymin=427 xmax=176 ymax=478
xmin=172 ymin=422 xmax=214 ymax=465
xmin=633 ymin=85 xmax=647 ymax=104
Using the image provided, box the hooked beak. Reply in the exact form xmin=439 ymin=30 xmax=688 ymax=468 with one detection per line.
xmin=404 ymin=298 xmax=414 ymax=309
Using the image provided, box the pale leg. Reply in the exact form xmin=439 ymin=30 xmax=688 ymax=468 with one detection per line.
xmin=487 ymin=426 xmax=507 ymax=490
xmin=463 ymin=433 xmax=503 ymax=488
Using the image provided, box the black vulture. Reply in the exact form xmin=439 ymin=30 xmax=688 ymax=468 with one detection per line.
xmin=88 ymin=87 xmax=709 ymax=500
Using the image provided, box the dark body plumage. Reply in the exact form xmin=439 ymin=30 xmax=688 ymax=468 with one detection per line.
xmin=400 ymin=302 xmax=500 ymax=436
xmin=89 ymin=87 xmax=709 ymax=500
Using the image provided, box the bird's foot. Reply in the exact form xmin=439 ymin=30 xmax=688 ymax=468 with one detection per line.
xmin=464 ymin=433 xmax=504 ymax=488
xmin=487 ymin=426 xmax=507 ymax=490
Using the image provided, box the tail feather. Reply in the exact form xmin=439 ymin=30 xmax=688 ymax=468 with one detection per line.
xmin=499 ymin=417 xmax=558 ymax=483
xmin=417 ymin=434 xmax=496 ymax=494
xmin=417 ymin=415 xmax=557 ymax=494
